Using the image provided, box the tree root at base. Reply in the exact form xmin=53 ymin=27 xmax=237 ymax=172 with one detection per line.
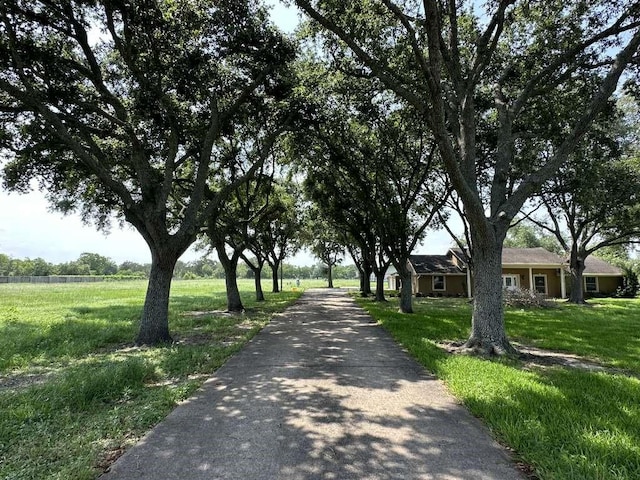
xmin=461 ymin=337 xmax=519 ymax=356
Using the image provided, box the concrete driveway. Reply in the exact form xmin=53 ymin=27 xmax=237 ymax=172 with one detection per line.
xmin=101 ymin=288 xmax=524 ymax=480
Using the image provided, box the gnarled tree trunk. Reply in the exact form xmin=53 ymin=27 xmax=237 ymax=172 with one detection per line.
xmin=359 ymin=263 xmax=372 ymax=296
xmin=358 ymin=260 xmax=373 ymax=297
xmin=217 ymin=243 xmax=244 ymax=312
xmin=271 ymin=261 xmax=280 ymax=293
xmin=358 ymin=269 xmax=366 ymax=294
xmin=464 ymin=240 xmax=516 ymax=355
xmin=241 ymin=255 xmax=265 ymax=302
xmin=396 ymin=262 xmax=413 ymax=313
xmin=327 ymin=263 xmax=334 ymax=288
xmin=568 ymin=249 xmax=587 ymax=304
xmin=135 ymin=249 xmax=179 ymax=345
xmin=374 ymin=270 xmax=387 ymax=302
xmin=224 ymin=269 xmax=244 ymax=312
xmin=253 ymin=270 xmax=265 ymax=302
xmin=246 ymin=264 xmax=265 ymax=302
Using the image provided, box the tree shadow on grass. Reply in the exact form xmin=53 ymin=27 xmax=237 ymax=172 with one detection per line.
xmin=0 ymin=305 xmax=140 ymax=371
xmin=1 ymin=288 xmax=296 ymax=377
xmin=464 ymin=365 xmax=640 ymax=479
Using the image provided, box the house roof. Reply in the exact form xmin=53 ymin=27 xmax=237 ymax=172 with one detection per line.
xmin=449 ymin=247 xmax=563 ymax=266
xmin=410 ymin=255 xmax=464 ymax=275
xmin=501 ymin=247 xmax=564 ymax=266
xmin=583 ymin=256 xmax=624 ymax=276
xmin=409 ymin=248 xmax=623 ymax=276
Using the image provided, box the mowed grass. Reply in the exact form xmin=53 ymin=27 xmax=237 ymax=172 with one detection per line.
xmin=0 ymin=278 xmax=304 ymax=480
xmin=357 ymin=296 xmax=640 ymax=480
xmin=507 ymin=299 xmax=640 ymax=372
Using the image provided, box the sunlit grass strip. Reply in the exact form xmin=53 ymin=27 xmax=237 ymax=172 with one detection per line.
xmin=357 ymin=297 xmax=640 ymax=480
xmin=0 ymin=279 xmax=303 ymax=479
xmin=505 ymin=298 xmax=640 ymax=372
xmin=366 ymin=296 xmax=640 ymax=374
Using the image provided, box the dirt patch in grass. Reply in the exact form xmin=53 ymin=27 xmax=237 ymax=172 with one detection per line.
xmin=0 ymin=369 xmax=58 ymax=392
xmin=96 ymin=445 xmax=127 ymax=474
xmin=438 ymin=341 xmax=639 ymax=379
xmin=515 ymin=344 xmax=639 ymax=378
xmin=182 ymin=309 xmax=248 ymax=317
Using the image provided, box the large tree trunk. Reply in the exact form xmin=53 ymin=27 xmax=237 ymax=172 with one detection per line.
xmin=253 ymin=268 xmax=265 ymax=302
xmin=241 ymin=255 xmax=265 ymax=302
xmin=464 ymin=241 xmax=517 ymax=355
xmin=327 ymin=263 xmax=334 ymax=288
xmin=359 ymin=269 xmax=372 ymax=296
xmin=360 ymin=262 xmax=372 ymax=296
xmin=135 ymin=250 xmax=178 ymax=345
xmin=217 ymin=244 xmax=244 ymax=312
xmin=396 ymin=263 xmax=413 ymax=313
xmin=224 ymin=269 xmax=244 ymax=312
xmin=374 ymin=270 xmax=387 ymax=302
xmin=568 ymin=249 xmax=587 ymax=304
xmin=271 ymin=261 xmax=280 ymax=293
xmin=353 ymin=258 xmax=366 ymax=295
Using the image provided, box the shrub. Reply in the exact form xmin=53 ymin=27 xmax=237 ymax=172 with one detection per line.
xmin=614 ymin=266 xmax=639 ymax=298
xmin=503 ymin=287 xmax=555 ymax=308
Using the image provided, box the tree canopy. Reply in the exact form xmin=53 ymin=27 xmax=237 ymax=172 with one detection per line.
xmin=524 ymin=100 xmax=640 ymax=303
xmin=0 ymin=0 xmax=296 ymax=344
xmin=3 ymin=0 xmax=640 ymax=351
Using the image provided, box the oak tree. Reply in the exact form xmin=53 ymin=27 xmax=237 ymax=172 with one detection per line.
xmin=528 ymin=155 xmax=640 ymax=303
xmin=0 ymin=0 xmax=295 ymax=343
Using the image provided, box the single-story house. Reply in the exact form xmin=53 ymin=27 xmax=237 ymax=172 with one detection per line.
xmin=389 ymin=247 xmax=624 ymax=298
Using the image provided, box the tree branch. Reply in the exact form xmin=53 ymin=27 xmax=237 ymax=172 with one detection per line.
xmin=507 ymin=27 xmax=640 ymax=212
xmin=294 ymin=0 xmax=429 ymax=116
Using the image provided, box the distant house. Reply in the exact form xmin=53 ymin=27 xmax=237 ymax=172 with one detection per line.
xmin=399 ymin=251 xmax=469 ymax=297
xmin=389 ymin=248 xmax=624 ymax=298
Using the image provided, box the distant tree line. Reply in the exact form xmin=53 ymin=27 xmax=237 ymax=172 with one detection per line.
xmin=0 ymin=251 xmax=358 ymax=281
xmin=0 ymin=252 xmax=144 ymax=278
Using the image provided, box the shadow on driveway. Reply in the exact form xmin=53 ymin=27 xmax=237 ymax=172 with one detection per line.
xmin=101 ymin=288 xmax=523 ymax=480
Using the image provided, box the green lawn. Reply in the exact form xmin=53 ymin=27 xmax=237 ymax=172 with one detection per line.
xmin=7 ymin=280 xmax=632 ymax=479
xmin=507 ymin=299 xmax=640 ymax=372
xmin=0 ymin=278 xmax=304 ymax=480
xmin=357 ymin=296 xmax=640 ymax=480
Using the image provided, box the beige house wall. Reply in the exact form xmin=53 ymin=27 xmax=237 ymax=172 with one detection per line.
xmin=500 ymin=267 xmax=563 ymax=297
xmin=577 ymin=276 xmax=623 ymax=296
xmin=416 ymin=275 xmax=467 ymax=296
xmin=401 ymin=263 xmax=623 ymax=298
xmin=596 ymin=276 xmax=623 ymax=294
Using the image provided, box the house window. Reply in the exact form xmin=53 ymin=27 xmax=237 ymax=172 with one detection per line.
xmin=433 ymin=275 xmax=446 ymax=291
xmin=585 ymin=276 xmax=598 ymax=293
xmin=502 ymin=275 xmax=519 ymax=290
xmin=533 ymin=274 xmax=547 ymax=294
